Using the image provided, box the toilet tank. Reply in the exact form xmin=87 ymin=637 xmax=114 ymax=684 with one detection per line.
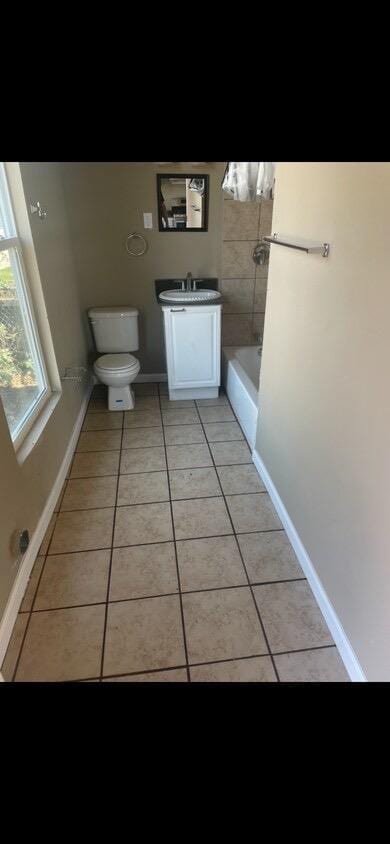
xmin=88 ymin=307 xmax=139 ymax=352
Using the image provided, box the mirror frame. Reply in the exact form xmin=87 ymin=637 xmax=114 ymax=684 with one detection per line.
xmin=156 ymin=174 xmax=209 ymax=233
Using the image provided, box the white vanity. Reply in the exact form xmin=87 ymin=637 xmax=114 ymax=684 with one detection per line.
xmin=160 ymin=282 xmax=222 ymax=400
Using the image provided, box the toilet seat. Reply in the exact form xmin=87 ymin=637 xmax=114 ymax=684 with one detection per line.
xmin=95 ymin=353 xmax=139 ymax=372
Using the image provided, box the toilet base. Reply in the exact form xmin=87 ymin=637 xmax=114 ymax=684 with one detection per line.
xmin=108 ymin=384 xmax=135 ymax=411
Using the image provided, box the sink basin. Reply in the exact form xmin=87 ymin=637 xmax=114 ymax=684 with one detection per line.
xmin=159 ymin=289 xmax=221 ymax=304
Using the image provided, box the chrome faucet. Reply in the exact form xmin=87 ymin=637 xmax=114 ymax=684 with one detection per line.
xmin=186 ymin=272 xmax=193 ymax=291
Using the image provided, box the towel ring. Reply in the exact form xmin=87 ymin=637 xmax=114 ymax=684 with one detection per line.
xmin=126 ymin=233 xmax=148 ymax=256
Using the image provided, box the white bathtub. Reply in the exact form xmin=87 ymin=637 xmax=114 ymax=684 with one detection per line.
xmin=222 ymin=346 xmax=261 ymax=448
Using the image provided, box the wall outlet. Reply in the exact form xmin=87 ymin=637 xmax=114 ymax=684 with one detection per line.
xmin=143 ymin=213 xmax=153 ymax=229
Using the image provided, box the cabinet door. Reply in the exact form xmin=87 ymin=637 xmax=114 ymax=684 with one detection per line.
xmin=164 ymin=306 xmax=221 ymax=389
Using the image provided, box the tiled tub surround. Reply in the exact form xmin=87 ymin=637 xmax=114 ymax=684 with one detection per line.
xmin=1 ymin=383 xmax=349 ymax=683
xmin=221 ymin=196 xmax=273 ymax=347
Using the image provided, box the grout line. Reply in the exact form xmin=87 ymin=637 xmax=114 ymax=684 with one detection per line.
xmin=70 ymin=643 xmax=338 ymax=683
xmin=195 ymin=394 xmax=281 ymax=681
xmin=45 ymin=643 xmax=339 ymax=683
xmin=99 ymin=403 xmax=125 ymax=679
xmin=75 ymin=445 xmax=162 ymax=454
xmin=25 ymin=577 xmax=308 ymax=615
xmin=41 ymin=528 xmax=285 ymax=559
xmin=158 ymin=389 xmax=191 ymax=682
xmin=11 ymin=534 xmax=53 ymax=681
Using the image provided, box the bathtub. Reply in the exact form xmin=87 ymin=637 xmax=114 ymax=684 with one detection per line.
xmin=222 ymin=346 xmax=261 ymax=448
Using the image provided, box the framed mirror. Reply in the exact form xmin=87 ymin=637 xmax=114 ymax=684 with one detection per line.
xmin=157 ymin=174 xmax=209 ymax=232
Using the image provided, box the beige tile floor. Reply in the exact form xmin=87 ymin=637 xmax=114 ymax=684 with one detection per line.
xmin=1 ymin=382 xmax=350 ymax=683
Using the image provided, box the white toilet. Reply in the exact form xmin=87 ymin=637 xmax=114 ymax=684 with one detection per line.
xmin=88 ymin=306 xmax=140 ymax=410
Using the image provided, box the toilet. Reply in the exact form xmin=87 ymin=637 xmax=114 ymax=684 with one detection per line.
xmin=88 ymin=306 xmax=140 ymax=410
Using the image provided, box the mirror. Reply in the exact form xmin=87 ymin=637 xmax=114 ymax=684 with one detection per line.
xmin=157 ymin=174 xmax=209 ymax=232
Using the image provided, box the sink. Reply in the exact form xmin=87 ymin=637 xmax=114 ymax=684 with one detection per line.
xmin=159 ymin=289 xmax=221 ymax=304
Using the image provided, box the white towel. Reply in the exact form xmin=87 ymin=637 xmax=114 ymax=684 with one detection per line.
xmin=222 ymin=162 xmax=275 ymax=201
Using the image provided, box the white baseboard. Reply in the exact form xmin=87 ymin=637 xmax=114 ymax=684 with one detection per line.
xmin=135 ymin=373 xmax=167 ymax=383
xmin=252 ymin=448 xmax=366 ymax=682
xmin=92 ymin=373 xmax=167 ymax=385
xmin=0 ymin=383 xmax=93 ymax=668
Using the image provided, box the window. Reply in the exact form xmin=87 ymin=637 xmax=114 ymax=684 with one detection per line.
xmin=0 ymin=163 xmax=51 ymax=448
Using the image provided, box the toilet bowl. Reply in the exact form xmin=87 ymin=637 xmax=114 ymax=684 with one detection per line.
xmin=93 ymin=353 xmax=140 ymax=410
xmin=88 ymin=306 xmax=140 ymax=411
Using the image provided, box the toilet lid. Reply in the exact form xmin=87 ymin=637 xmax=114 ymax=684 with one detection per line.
xmin=96 ymin=353 xmax=139 ymax=371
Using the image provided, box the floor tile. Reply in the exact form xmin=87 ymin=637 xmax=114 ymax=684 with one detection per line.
xmin=198 ymin=406 xmax=235 ymax=423
xmin=177 ymin=535 xmax=246 ymax=591
xmin=1 ymin=614 xmax=29 ymax=680
xmin=103 ymin=595 xmax=185 ymax=676
xmin=103 ymin=668 xmax=187 ymax=682
xmin=172 ymin=497 xmax=233 ymax=540
xmin=117 ymin=471 xmax=169 ymax=505
xmin=132 ymin=396 xmax=160 ymax=411
xmin=39 ymin=514 xmax=57 ymax=555
xmin=210 ymin=441 xmax=252 ymax=465
xmin=120 ymin=447 xmax=166 ymax=474
xmin=183 ymin=587 xmax=267 ymax=664
xmin=164 ymin=424 xmax=206 ymax=446
xmin=61 ymin=476 xmax=117 ymax=511
xmin=166 ymin=443 xmax=212 ymax=470
xmin=238 ymin=531 xmax=303 ymax=583
xmin=162 ymin=409 xmax=200 ymax=426
xmin=124 ymin=410 xmax=162 ymax=428
xmin=88 ymin=397 xmax=109 ymax=413
xmin=109 ymin=543 xmax=178 ymax=600
xmin=134 ymin=382 xmax=159 ymax=396
xmin=204 ymin=422 xmax=244 ymax=442
xmin=196 ymin=395 xmax=229 ymax=407
xmin=190 ymin=656 xmax=276 ymax=682
xmin=169 ymin=467 xmax=222 ymax=500
xmin=70 ymin=451 xmax=120 ymax=479
xmin=122 ymin=427 xmax=164 ymax=449
xmin=20 ymin=556 xmax=45 ymax=612
xmin=160 ymin=398 xmax=196 ymax=410
xmin=15 ymin=605 xmax=105 ymax=682
xmin=217 ymin=464 xmax=266 ymax=494
xmin=82 ymin=412 xmax=123 ymax=431
xmin=114 ymin=502 xmax=173 ymax=547
xmin=50 ymin=508 xmax=115 ymax=554
xmin=274 ymin=647 xmax=350 ymax=682
xmin=77 ymin=430 xmax=122 ymax=452
xmin=158 ymin=382 xmax=168 ymax=395
xmin=253 ymin=581 xmax=334 ymax=653
xmin=34 ymin=550 xmax=110 ymax=610
xmin=226 ymin=493 xmax=283 ymax=533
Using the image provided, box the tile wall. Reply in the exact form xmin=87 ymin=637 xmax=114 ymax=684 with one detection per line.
xmin=221 ymin=195 xmax=274 ymax=347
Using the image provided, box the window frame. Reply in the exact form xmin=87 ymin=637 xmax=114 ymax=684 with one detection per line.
xmin=0 ymin=163 xmax=54 ymax=452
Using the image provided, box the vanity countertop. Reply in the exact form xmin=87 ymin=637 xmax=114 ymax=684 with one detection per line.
xmin=155 ymin=278 xmax=219 ymax=304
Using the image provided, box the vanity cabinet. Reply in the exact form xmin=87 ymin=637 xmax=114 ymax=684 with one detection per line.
xmin=162 ymin=304 xmax=221 ymax=400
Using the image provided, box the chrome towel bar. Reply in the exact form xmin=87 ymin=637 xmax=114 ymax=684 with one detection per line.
xmin=264 ymin=233 xmax=329 ymax=258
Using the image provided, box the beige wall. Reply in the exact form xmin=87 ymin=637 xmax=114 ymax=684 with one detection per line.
xmin=61 ymin=163 xmax=225 ymax=372
xmin=0 ymin=163 xmax=88 ymax=620
xmin=256 ymin=163 xmax=390 ymax=680
xmin=221 ymin=194 xmax=273 ymax=346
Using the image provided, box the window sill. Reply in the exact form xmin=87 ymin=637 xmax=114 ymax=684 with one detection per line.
xmin=16 ymin=391 xmax=62 ymax=466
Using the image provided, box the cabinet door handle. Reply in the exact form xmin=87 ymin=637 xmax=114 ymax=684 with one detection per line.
xmin=170 ymin=308 xmax=186 ymax=312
